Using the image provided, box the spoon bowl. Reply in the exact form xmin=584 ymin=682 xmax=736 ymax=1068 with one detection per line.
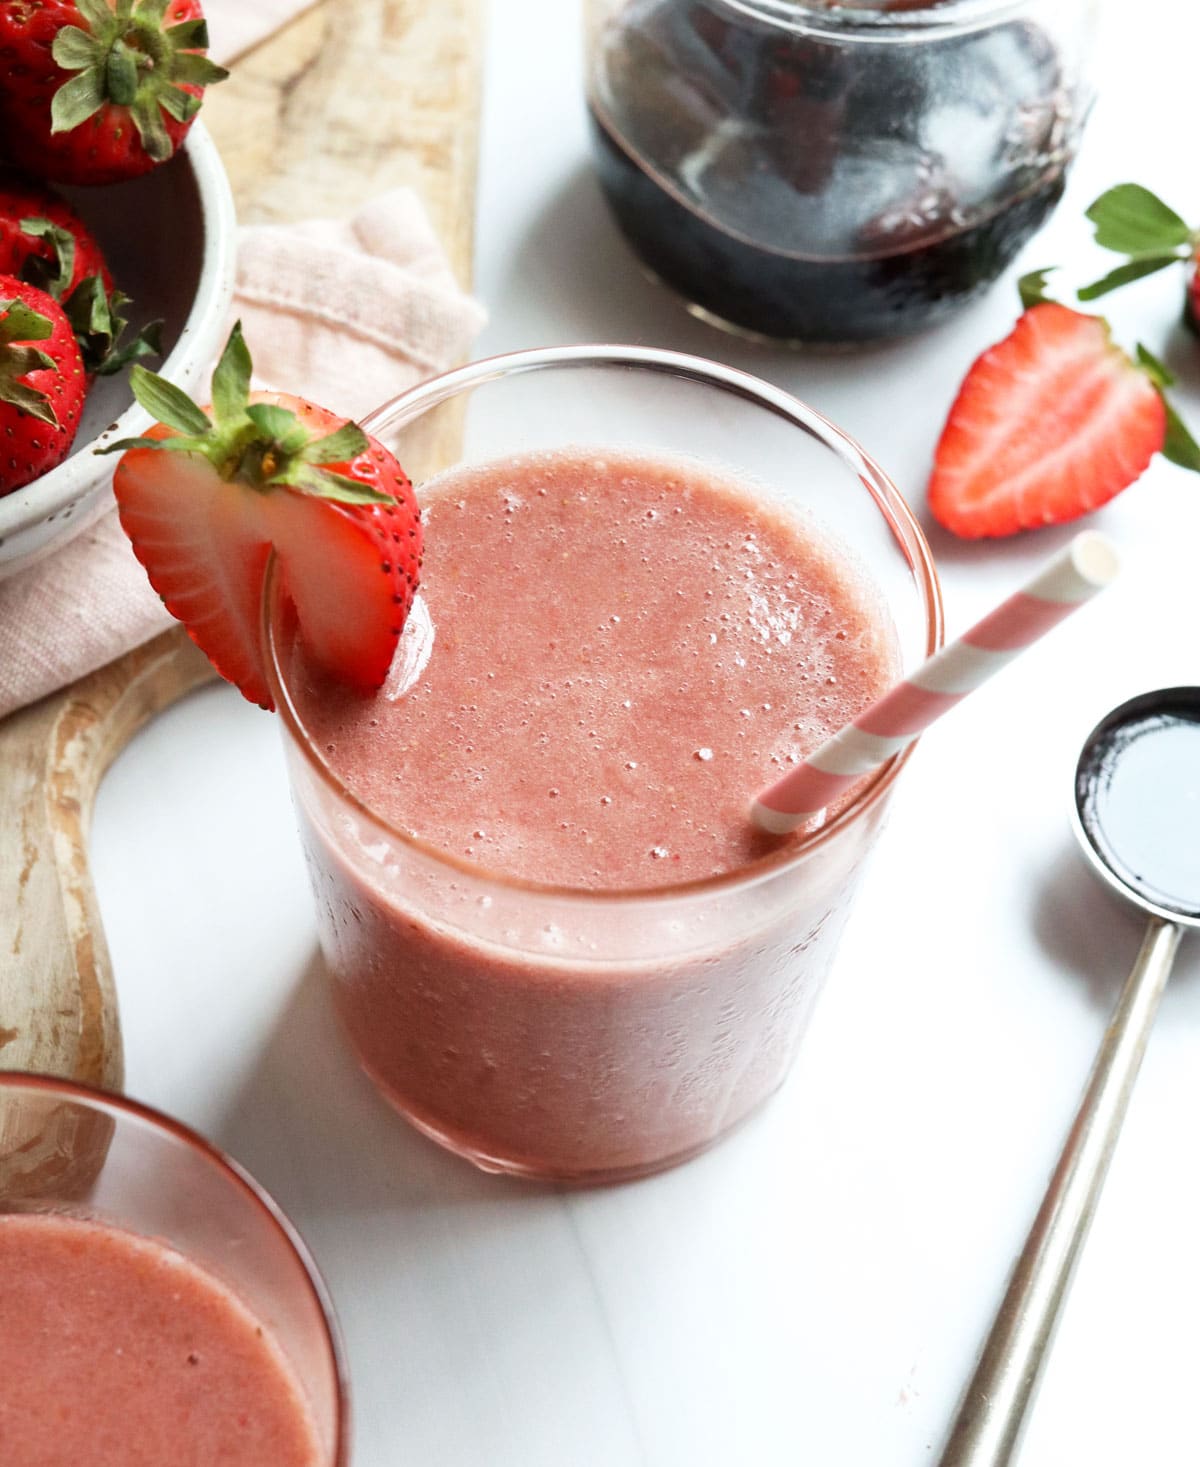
xmin=1074 ymin=686 xmax=1200 ymax=927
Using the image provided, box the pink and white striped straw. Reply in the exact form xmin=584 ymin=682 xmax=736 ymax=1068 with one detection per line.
xmin=751 ymin=532 xmax=1120 ymax=835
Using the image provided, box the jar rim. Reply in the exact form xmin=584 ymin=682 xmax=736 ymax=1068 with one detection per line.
xmin=712 ymin=0 xmax=1034 ymax=38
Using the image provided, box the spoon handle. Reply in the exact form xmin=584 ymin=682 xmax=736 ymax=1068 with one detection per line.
xmin=938 ymin=916 xmax=1181 ymax=1467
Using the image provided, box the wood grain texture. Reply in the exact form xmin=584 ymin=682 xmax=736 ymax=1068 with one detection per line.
xmin=0 ymin=0 xmax=483 ymax=1119
xmin=203 ymin=0 xmax=483 ymax=280
xmin=0 ymin=630 xmax=212 ymax=1092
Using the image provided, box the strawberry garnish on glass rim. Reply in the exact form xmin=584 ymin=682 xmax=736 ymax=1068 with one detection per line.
xmin=102 ymin=323 xmax=422 ymax=710
xmin=927 ymin=270 xmax=1200 ymax=539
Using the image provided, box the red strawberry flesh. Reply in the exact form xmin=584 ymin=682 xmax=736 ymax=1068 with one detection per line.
xmin=928 ymin=303 xmax=1166 ymax=538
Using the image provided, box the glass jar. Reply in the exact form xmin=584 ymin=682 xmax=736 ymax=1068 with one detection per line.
xmin=585 ymin=0 xmax=1099 ymax=344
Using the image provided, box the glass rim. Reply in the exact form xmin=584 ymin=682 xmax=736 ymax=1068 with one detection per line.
xmin=0 ymin=1070 xmax=351 ymax=1467
xmin=263 ymin=343 xmax=944 ymax=904
xmin=708 ymin=0 xmax=1035 ymax=37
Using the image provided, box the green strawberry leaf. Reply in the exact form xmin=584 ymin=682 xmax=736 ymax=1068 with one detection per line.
xmin=0 ymin=300 xmax=53 ymax=345
xmin=211 ymin=321 xmax=253 ymax=425
xmin=0 ymin=379 xmax=59 ymax=426
xmin=130 ymin=94 xmax=173 ymax=161
xmin=1161 ymin=398 xmax=1200 ymax=473
xmin=300 ymin=422 xmax=369 ymax=466
xmin=50 ymin=67 xmax=106 ymax=133
xmin=0 ymin=307 xmax=59 ymax=426
xmin=1086 ymin=184 xmax=1193 ymax=256
xmin=1078 ymin=253 xmax=1183 ymax=302
xmin=246 ymin=402 xmax=309 ymax=452
xmin=290 ymin=464 xmax=393 ymax=505
xmin=63 ymin=277 xmax=162 ymax=377
xmin=172 ymin=52 xmax=229 ymax=88
xmin=98 ymin=433 xmax=207 ymax=455
xmin=18 ymin=217 xmax=76 ymax=299
xmin=52 ymin=25 xmax=102 ymax=69
xmin=1135 ymin=343 xmax=1175 ymax=389
xmin=1018 ymin=268 xmax=1058 ymax=309
xmin=159 ymin=85 xmax=203 ymax=124
xmin=129 ymin=363 xmax=212 ymax=437
xmin=97 ymin=315 xmax=163 ymax=376
xmin=166 ymin=18 xmax=210 ymax=49
xmin=76 ymin=0 xmax=118 ymax=31
xmin=4 ymin=345 xmax=57 ymax=378
xmin=1135 ymin=344 xmax=1200 ymax=474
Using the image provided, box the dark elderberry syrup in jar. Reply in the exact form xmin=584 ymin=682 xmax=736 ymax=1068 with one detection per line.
xmin=586 ymin=0 xmax=1097 ymax=345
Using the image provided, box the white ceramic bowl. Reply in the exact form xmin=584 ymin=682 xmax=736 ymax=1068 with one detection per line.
xmin=0 ymin=122 xmax=236 ymax=580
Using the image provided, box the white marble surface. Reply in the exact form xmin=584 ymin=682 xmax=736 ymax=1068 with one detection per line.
xmin=92 ymin=2 xmax=1200 ymax=1462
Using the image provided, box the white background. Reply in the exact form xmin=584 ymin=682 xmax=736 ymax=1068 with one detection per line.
xmin=93 ymin=2 xmax=1200 ymax=1463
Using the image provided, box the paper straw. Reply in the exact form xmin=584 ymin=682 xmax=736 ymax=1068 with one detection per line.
xmin=751 ymin=532 xmax=1120 ymax=835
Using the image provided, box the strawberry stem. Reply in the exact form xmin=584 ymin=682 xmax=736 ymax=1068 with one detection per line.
xmin=100 ymin=321 xmax=390 ymax=505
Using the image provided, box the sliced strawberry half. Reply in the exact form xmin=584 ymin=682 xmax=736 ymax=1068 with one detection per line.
xmin=104 ymin=323 xmax=421 ymax=709
xmin=928 ymin=295 xmax=1199 ymax=539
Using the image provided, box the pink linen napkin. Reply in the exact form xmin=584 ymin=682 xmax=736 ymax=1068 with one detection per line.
xmin=0 ymin=189 xmax=485 ymax=721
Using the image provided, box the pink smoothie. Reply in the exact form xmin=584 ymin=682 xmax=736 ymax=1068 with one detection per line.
xmin=282 ymin=448 xmax=899 ymax=1178
xmin=0 ymin=1213 xmax=323 ymax=1466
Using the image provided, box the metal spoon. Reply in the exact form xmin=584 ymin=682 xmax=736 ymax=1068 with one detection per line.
xmin=939 ymin=686 xmax=1200 ymax=1467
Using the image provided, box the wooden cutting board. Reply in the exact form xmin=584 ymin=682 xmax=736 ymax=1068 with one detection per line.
xmin=0 ymin=0 xmax=483 ymax=1097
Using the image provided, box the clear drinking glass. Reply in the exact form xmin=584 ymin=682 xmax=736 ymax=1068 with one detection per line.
xmin=265 ymin=345 xmax=942 ymax=1184
xmin=586 ymin=0 xmax=1099 ymax=344
xmin=0 ymin=1072 xmax=349 ymax=1465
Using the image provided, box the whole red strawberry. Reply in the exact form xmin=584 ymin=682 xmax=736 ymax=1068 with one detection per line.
xmin=0 ymin=174 xmax=111 ymax=294
xmin=0 ymin=172 xmax=159 ymax=376
xmin=105 ymin=324 xmax=423 ymax=709
xmin=0 ymin=274 xmax=86 ymax=495
xmin=0 ymin=0 xmax=228 ymax=185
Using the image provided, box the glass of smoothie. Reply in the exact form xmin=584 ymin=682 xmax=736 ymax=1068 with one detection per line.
xmin=265 ymin=345 xmax=942 ymax=1184
xmin=586 ymin=0 xmax=1099 ymax=344
xmin=0 ymin=1071 xmax=348 ymax=1467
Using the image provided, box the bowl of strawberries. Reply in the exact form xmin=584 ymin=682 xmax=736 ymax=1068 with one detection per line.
xmin=0 ymin=0 xmax=235 ymax=579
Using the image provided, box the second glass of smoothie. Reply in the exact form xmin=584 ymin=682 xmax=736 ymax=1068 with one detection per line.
xmin=266 ymin=346 xmax=941 ymax=1183
xmin=0 ymin=1072 xmax=347 ymax=1467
